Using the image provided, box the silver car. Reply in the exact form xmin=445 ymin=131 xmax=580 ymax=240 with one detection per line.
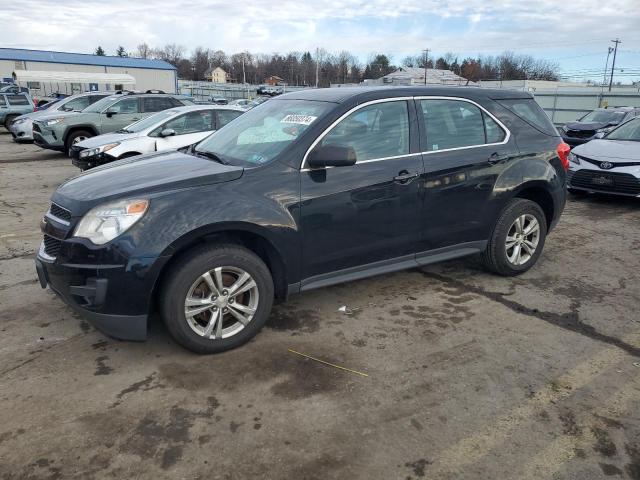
xmin=8 ymin=92 xmax=110 ymax=142
xmin=567 ymin=117 xmax=640 ymax=197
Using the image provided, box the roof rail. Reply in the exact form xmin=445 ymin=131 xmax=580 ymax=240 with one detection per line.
xmin=145 ymin=89 xmax=166 ymax=94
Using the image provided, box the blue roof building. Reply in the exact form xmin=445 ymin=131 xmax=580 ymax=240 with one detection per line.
xmin=0 ymin=48 xmax=178 ymax=93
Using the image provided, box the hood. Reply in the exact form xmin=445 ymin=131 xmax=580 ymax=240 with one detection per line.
xmin=573 ymin=139 xmax=640 ymax=161
xmin=565 ymin=121 xmax=616 ymax=131
xmin=33 ymin=110 xmax=80 ymax=123
xmin=53 ymin=150 xmax=244 ymax=213
xmin=75 ymin=132 xmax=140 ymax=149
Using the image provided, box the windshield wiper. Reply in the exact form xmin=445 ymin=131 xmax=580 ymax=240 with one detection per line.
xmin=193 ymin=150 xmax=228 ymax=165
xmin=115 ymin=129 xmax=131 ymax=133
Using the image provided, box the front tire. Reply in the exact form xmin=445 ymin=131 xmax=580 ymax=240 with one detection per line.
xmin=65 ymin=130 xmax=93 ymax=156
xmin=482 ymin=198 xmax=547 ymax=276
xmin=160 ymin=244 xmax=274 ymax=354
xmin=4 ymin=115 xmax=18 ymax=130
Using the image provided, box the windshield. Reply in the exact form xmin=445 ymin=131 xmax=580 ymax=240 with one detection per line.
xmin=194 ymin=99 xmax=332 ymax=166
xmin=580 ymin=110 xmax=626 ymax=124
xmin=606 ymin=118 xmax=640 ymax=141
xmin=122 ymin=109 xmax=180 ymax=133
xmin=82 ymin=96 xmax=119 ymax=113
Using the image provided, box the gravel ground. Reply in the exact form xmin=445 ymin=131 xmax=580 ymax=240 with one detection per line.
xmin=0 ymin=130 xmax=639 ymax=480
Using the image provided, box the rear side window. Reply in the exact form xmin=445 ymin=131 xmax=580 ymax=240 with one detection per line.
xmin=143 ymin=97 xmax=177 ymax=112
xmin=484 ymin=113 xmax=506 ymax=144
xmin=320 ymin=100 xmax=410 ymax=161
xmin=420 ymin=99 xmax=487 ymax=151
xmin=216 ymin=110 xmax=242 ymax=128
xmin=7 ymin=95 xmax=30 ymax=106
xmin=110 ymin=97 xmax=139 ymax=113
xmin=497 ymin=98 xmax=557 ymax=136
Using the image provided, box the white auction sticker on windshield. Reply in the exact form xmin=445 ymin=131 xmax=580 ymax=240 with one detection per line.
xmin=281 ymin=114 xmax=317 ymax=126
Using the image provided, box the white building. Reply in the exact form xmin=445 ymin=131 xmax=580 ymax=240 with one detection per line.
xmin=205 ymin=67 xmax=228 ymax=84
xmin=366 ymin=66 xmax=472 ymax=86
xmin=0 ymin=48 xmax=178 ymax=95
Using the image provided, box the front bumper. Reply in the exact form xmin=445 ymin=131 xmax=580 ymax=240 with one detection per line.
xmin=567 ymin=168 xmax=640 ymax=197
xmin=8 ymin=118 xmax=33 ymax=141
xmin=70 ymin=146 xmax=116 ymax=170
xmin=35 ymin=245 xmax=149 ymax=340
xmin=33 ymin=123 xmax=65 ymax=151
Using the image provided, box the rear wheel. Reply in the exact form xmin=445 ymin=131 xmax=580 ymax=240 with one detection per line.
xmin=65 ymin=130 xmax=93 ymax=156
xmin=482 ymin=198 xmax=547 ymax=276
xmin=160 ymin=244 xmax=274 ymax=354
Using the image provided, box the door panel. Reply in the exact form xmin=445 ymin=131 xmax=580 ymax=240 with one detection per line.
xmin=417 ymin=98 xmax=516 ymax=251
xmin=300 ymin=100 xmax=423 ymax=280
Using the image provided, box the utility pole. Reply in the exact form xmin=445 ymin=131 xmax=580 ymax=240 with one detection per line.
xmin=315 ymin=47 xmax=320 ymax=88
xmin=422 ymin=48 xmax=430 ymax=85
xmin=608 ymin=38 xmax=621 ymax=92
xmin=599 ymin=46 xmax=614 ymax=105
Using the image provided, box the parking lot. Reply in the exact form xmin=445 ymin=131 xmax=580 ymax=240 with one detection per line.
xmin=0 ymin=129 xmax=639 ymax=479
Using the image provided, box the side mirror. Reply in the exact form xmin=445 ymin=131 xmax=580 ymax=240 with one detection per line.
xmin=160 ymin=128 xmax=176 ymax=137
xmin=307 ymin=144 xmax=357 ymax=168
xmin=105 ymin=107 xmax=118 ymax=117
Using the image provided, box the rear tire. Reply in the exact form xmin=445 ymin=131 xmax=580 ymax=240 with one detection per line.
xmin=65 ymin=130 xmax=93 ymax=156
xmin=481 ymin=198 xmax=547 ymax=276
xmin=160 ymin=244 xmax=274 ymax=354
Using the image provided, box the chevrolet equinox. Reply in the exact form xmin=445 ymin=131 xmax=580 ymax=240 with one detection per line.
xmin=35 ymin=87 xmax=569 ymax=353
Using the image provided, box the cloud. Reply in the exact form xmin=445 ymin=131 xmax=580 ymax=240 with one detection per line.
xmin=0 ymin=0 xmax=638 ymax=59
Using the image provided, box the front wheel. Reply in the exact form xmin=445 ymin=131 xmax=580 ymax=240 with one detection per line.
xmin=65 ymin=130 xmax=93 ymax=156
xmin=160 ymin=244 xmax=274 ymax=354
xmin=481 ymin=198 xmax=547 ymax=276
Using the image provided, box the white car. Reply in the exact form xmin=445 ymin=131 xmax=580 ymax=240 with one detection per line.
xmin=70 ymin=105 xmax=244 ymax=170
xmin=567 ymin=116 xmax=640 ymax=197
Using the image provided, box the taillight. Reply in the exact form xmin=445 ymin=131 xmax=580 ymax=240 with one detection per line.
xmin=557 ymin=142 xmax=570 ymax=171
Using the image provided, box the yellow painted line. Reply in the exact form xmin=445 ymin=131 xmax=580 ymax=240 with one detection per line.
xmin=288 ymin=348 xmax=369 ymax=377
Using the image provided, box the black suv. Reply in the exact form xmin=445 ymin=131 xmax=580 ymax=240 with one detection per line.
xmin=35 ymin=87 xmax=568 ymax=353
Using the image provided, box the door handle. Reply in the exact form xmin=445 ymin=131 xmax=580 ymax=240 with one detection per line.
xmin=393 ymin=171 xmax=420 ymax=184
xmin=131 ymin=117 xmax=140 ymax=121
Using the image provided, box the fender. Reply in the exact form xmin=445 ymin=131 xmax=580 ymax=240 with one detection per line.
xmin=63 ymin=124 xmax=99 ymax=144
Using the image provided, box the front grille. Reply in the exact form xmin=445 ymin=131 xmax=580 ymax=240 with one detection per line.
xmin=49 ymin=203 xmax=71 ymax=222
xmin=578 ymin=155 xmax=640 ymax=169
xmin=43 ymin=234 xmax=62 ymax=257
xmin=569 ymin=170 xmax=640 ymax=195
xmin=566 ymin=129 xmax=595 ymax=138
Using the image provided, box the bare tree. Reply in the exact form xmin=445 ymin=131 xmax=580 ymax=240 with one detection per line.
xmin=135 ymin=43 xmax=151 ymax=59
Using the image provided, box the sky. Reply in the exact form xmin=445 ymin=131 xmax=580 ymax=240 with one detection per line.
xmin=1 ymin=0 xmax=640 ymax=83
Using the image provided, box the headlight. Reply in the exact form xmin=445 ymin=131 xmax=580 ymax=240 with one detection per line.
xmin=568 ymin=152 xmax=580 ymax=165
xmin=44 ymin=117 xmax=65 ymax=126
xmin=79 ymin=142 xmax=120 ymax=158
xmin=74 ymin=199 xmax=149 ymax=245
xmin=12 ymin=117 xmax=27 ymax=125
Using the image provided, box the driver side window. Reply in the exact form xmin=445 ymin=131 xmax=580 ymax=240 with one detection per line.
xmin=320 ymin=101 xmax=410 ymax=162
xmin=158 ymin=111 xmax=214 ymax=136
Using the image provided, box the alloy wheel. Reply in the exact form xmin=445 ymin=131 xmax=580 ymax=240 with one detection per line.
xmin=505 ymin=214 xmax=540 ymax=266
xmin=184 ymin=266 xmax=259 ymax=339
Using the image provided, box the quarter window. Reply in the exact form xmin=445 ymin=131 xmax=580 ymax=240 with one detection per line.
xmin=484 ymin=112 xmax=506 ymax=144
xmin=320 ymin=100 xmax=410 ymax=162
